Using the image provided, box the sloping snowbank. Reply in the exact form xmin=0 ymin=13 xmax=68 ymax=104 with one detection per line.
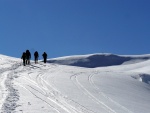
xmin=0 ymin=53 xmax=150 ymax=113
xmin=48 ymin=53 xmax=150 ymax=68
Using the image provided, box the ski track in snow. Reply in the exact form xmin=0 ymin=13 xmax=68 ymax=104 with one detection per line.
xmin=33 ymin=65 xmax=80 ymax=113
xmin=15 ymin=81 xmax=61 ymax=113
xmin=17 ymin=64 xmax=65 ymax=113
xmin=11 ymin=62 xmax=95 ymax=113
xmin=33 ymin=64 xmax=95 ymax=113
xmin=88 ymin=72 xmax=133 ymax=113
xmin=70 ymin=71 xmax=134 ymax=113
xmin=70 ymin=73 xmax=117 ymax=113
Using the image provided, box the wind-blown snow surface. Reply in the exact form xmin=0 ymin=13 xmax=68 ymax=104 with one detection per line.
xmin=0 ymin=53 xmax=150 ymax=113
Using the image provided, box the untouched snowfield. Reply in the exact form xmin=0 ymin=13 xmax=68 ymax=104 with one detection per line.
xmin=0 ymin=53 xmax=150 ymax=113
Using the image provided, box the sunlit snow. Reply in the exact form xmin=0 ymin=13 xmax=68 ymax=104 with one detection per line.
xmin=0 ymin=53 xmax=150 ymax=113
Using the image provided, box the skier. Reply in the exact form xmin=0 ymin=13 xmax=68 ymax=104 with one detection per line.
xmin=26 ymin=50 xmax=31 ymax=65
xmin=34 ymin=51 xmax=39 ymax=64
xmin=42 ymin=52 xmax=47 ymax=63
xmin=21 ymin=52 xmax=26 ymax=66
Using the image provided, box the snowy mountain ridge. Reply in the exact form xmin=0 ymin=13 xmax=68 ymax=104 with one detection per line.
xmin=0 ymin=53 xmax=150 ymax=113
xmin=49 ymin=53 xmax=150 ymax=68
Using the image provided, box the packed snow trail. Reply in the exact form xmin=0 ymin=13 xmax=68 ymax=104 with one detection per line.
xmin=0 ymin=59 xmax=21 ymax=113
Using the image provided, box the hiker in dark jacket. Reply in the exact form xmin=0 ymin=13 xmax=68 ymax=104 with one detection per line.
xmin=21 ymin=52 xmax=26 ymax=66
xmin=26 ymin=50 xmax=31 ymax=65
xmin=34 ymin=51 xmax=39 ymax=64
xmin=42 ymin=52 xmax=47 ymax=63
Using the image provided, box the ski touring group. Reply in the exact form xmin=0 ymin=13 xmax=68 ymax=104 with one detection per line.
xmin=21 ymin=50 xmax=47 ymax=66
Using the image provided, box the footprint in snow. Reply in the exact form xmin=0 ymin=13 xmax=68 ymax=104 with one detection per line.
xmin=28 ymin=102 xmax=31 ymax=105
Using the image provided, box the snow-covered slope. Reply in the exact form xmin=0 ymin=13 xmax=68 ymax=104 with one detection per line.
xmin=48 ymin=53 xmax=150 ymax=68
xmin=0 ymin=53 xmax=150 ymax=113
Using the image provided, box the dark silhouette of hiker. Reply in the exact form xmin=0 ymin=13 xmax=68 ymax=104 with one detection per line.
xmin=21 ymin=52 xmax=26 ymax=66
xmin=42 ymin=52 xmax=47 ymax=63
xmin=26 ymin=50 xmax=31 ymax=65
xmin=34 ymin=51 xmax=39 ymax=64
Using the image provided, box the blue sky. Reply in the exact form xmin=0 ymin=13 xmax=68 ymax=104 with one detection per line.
xmin=0 ymin=0 xmax=150 ymax=59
